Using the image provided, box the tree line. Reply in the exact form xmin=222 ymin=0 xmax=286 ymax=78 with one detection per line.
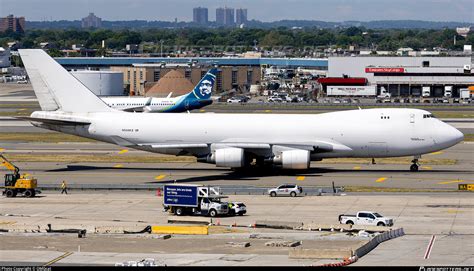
xmin=1 ymin=27 xmax=472 ymax=56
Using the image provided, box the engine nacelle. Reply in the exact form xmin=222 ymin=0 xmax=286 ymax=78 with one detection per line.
xmin=274 ymin=149 xmax=310 ymax=169
xmin=212 ymin=147 xmax=244 ymax=168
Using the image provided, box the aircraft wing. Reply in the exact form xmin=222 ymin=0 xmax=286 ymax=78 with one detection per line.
xmin=137 ymin=139 xmax=351 ymax=153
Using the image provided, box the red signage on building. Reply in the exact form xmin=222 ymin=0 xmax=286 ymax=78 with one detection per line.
xmin=365 ymin=67 xmax=405 ymax=73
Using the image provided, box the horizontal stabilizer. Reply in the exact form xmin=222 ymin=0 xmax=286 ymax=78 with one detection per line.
xmin=17 ymin=116 xmax=91 ymax=126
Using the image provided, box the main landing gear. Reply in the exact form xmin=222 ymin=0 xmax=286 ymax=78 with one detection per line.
xmin=410 ymin=158 xmax=420 ymax=172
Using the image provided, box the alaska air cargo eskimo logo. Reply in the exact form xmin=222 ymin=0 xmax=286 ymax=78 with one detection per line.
xmin=199 ymin=79 xmax=213 ymax=97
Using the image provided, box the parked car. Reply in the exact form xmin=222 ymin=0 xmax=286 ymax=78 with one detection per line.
xmin=442 ymin=98 xmax=449 ymax=103
xmin=393 ymin=98 xmax=400 ymax=103
xmin=339 ymin=211 xmax=394 ymax=227
xmin=453 ymin=98 xmax=460 ymax=103
xmin=227 ymin=202 xmax=246 ymax=216
xmin=333 ymin=99 xmax=341 ymax=104
xmin=268 ymin=96 xmax=283 ymax=103
xmin=227 ymin=97 xmax=244 ymax=103
xmin=268 ymin=184 xmax=303 ymax=197
xmin=16 ymin=80 xmax=28 ymax=84
xmin=383 ymin=98 xmax=391 ymax=103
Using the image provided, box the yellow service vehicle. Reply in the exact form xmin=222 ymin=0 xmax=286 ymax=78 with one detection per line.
xmin=1 ymin=154 xmax=38 ymax=197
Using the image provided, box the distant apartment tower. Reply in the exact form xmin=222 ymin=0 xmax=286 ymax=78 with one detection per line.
xmin=216 ymin=7 xmax=234 ymax=26
xmin=193 ymin=7 xmax=208 ymax=24
xmin=236 ymin=9 xmax=247 ymax=25
xmin=81 ymin=13 xmax=102 ymax=28
xmin=0 ymin=14 xmax=25 ymax=33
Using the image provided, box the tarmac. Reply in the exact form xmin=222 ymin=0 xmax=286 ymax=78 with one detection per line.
xmin=1 ymin=82 xmax=474 ymax=266
xmin=0 ymin=140 xmax=472 ymax=191
xmin=0 ymin=192 xmax=473 ymax=266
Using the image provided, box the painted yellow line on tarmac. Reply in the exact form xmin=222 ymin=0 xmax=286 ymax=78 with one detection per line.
xmin=43 ymin=251 xmax=73 ymax=266
xmin=446 ymin=210 xmax=464 ymax=214
xmin=264 ymin=110 xmax=272 ymax=113
xmin=113 ymin=164 xmax=123 ymax=168
xmin=427 ymin=151 xmax=443 ymax=156
xmin=118 ymin=149 xmax=129 ymax=154
xmin=18 ymin=108 xmax=27 ymax=111
xmin=438 ymin=180 xmax=464 ymax=185
xmin=0 ymin=148 xmax=5 ymax=152
xmin=199 ymin=109 xmax=206 ymax=112
xmin=155 ymin=174 xmax=166 ymax=180
xmin=375 ymin=177 xmax=387 ymax=183
xmin=296 ymin=176 xmax=305 ymax=181
xmin=421 ymin=166 xmax=432 ymax=170
xmin=353 ymin=166 xmax=361 ymax=170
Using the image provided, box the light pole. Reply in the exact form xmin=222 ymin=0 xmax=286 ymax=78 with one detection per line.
xmin=160 ymin=40 xmax=164 ymax=57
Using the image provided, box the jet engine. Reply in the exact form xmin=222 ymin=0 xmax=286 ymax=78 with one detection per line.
xmin=208 ymin=147 xmax=245 ymax=168
xmin=273 ymin=149 xmax=310 ymax=169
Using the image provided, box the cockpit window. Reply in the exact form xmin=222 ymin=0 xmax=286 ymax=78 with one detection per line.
xmin=423 ymin=114 xmax=435 ymax=119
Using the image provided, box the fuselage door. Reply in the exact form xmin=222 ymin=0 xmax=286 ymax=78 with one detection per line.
xmin=410 ymin=113 xmax=415 ymax=123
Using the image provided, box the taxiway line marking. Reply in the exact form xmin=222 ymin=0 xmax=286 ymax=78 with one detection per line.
xmin=118 ymin=149 xmax=129 ymax=154
xmin=296 ymin=176 xmax=305 ymax=181
xmin=427 ymin=151 xmax=443 ymax=156
xmin=438 ymin=180 xmax=464 ymax=185
xmin=421 ymin=166 xmax=432 ymax=170
xmin=155 ymin=174 xmax=166 ymax=180
xmin=353 ymin=166 xmax=361 ymax=170
xmin=423 ymin=235 xmax=436 ymax=259
xmin=113 ymin=164 xmax=123 ymax=168
xmin=0 ymin=148 xmax=5 ymax=152
xmin=375 ymin=177 xmax=387 ymax=183
xmin=43 ymin=251 xmax=73 ymax=266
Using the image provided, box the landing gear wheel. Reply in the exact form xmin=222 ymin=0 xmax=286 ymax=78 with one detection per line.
xmin=410 ymin=158 xmax=419 ymax=172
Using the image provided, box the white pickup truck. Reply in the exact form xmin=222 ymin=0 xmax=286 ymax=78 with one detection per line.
xmin=338 ymin=211 xmax=394 ymax=227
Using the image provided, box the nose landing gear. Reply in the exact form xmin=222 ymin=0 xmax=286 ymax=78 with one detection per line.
xmin=410 ymin=158 xmax=420 ymax=172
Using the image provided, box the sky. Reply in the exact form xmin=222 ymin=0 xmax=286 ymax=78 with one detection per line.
xmin=0 ymin=0 xmax=473 ymax=22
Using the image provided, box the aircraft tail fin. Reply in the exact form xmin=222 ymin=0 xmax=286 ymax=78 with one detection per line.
xmin=190 ymin=68 xmax=217 ymax=100
xmin=19 ymin=49 xmax=113 ymax=113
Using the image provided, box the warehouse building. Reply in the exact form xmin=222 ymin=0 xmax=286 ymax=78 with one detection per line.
xmin=110 ymin=64 xmax=262 ymax=96
xmin=328 ymin=57 xmax=474 ymax=97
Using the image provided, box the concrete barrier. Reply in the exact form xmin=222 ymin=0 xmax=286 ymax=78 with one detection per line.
xmin=352 ymin=225 xmax=393 ymax=232
xmin=167 ymin=217 xmax=212 ymax=225
xmin=151 ymin=225 xmax=208 ymax=235
xmin=255 ymin=220 xmax=303 ymax=229
xmin=289 ymin=248 xmax=353 ymax=259
xmin=354 ymin=228 xmax=405 ymax=258
xmin=301 ymin=223 xmax=351 ymax=232
xmin=265 ymin=240 xmax=301 ymax=247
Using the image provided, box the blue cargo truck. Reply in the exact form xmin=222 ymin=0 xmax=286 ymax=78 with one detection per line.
xmin=163 ymin=184 xmax=229 ymax=217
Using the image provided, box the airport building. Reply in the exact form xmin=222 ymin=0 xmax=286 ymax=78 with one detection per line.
xmin=110 ymin=65 xmax=262 ymax=96
xmin=327 ymin=56 xmax=474 ymax=97
xmin=56 ymin=57 xmax=327 ymax=95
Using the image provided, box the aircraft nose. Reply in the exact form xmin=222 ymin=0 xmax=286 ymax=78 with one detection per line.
xmin=441 ymin=124 xmax=464 ymax=146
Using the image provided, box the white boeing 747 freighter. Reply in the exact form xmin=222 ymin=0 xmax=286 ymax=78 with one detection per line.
xmin=19 ymin=49 xmax=464 ymax=171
